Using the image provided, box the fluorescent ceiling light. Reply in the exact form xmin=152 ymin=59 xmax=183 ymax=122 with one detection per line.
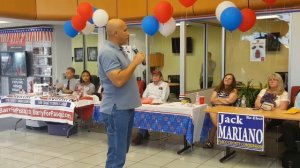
xmin=256 ymin=15 xmax=279 ymax=20
xmin=0 ymin=21 xmax=10 ymax=24
xmin=176 ymin=23 xmax=189 ymax=26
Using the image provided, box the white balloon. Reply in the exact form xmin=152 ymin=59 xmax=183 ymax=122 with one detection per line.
xmin=215 ymin=1 xmax=236 ymax=21
xmin=82 ymin=22 xmax=95 ymax=35
xmin=159 ymin=17 xmax=176 ymax=37
xmin=92 ymin=9 xmax=109 ymax=27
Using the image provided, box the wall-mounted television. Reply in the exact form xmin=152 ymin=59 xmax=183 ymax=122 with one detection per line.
xmin=0 ymin=51 xmax=28 ymax=77
xmin=266 ymin=32 xmax=281 ymax=51
xmin=171 ymin=37 xmax=193 ymax=53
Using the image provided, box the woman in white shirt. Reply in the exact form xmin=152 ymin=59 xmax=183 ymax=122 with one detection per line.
xmin=255 ymin=73 xmax=289 ymax=133
xmin=255 ymin=73 xmax=289 ymax=110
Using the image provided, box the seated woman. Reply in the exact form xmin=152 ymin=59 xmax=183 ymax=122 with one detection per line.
xmin=255 ymin=73 xmax=289 ymax=110
xmin=203 ymin=73 xmax=238 ymax=148
xmin=255 ymin=73 xmax=289 ymax=139
xmin=78 ymin=70 xmax=96 ymax=95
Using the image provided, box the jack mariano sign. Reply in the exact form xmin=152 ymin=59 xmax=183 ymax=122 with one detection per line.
xmin=217 ymin=112 xmax=264 ymax=152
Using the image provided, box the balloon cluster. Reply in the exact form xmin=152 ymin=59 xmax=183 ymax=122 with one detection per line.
xmin=141 ymin=1 xmax=174 ymax=37
xmin=216 ymin=1 xmax=256 ymax=32
xmin=141 ymin=0 xmax=197 ymax=37
xmin=64 ymin=2 xmax=109 ymax=38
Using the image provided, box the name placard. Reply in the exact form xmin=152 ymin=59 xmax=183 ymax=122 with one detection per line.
xmin=217 ymin=112 xmax=264 ymax=152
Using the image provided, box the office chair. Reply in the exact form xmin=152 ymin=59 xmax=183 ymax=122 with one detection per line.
xmin=74 ymin=96 xmax=94 ymax=132
xmin=290 ymin=86 xmax=300 ymax=107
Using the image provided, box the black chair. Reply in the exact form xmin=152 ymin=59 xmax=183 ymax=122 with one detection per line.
xmin=168 ymin=75 xmax=180 ymax=83
xmin=90 ymin=75 xmax=100 ymax=91
xmin=90 ymin=75 xmax=102 ymax=100
xmin=168 ymin=75 xmax=180 ymax=98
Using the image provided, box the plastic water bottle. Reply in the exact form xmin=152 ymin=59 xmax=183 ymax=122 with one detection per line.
xmin=241 ymin=95 xmax=246 ymax=108
xmin=195 ymin=92 xmax=200 ymax=105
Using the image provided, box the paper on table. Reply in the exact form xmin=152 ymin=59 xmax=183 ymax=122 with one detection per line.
xmin=283 ymin=107 xmax=300 ymax=114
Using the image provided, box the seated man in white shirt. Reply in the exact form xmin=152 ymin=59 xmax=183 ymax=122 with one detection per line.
xmin=57 ymin=67 xmax=79 ymax=94
xmin=132 ymin=70 xmax=170 ymax=145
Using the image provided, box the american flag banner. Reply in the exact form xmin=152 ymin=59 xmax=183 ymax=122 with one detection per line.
xmin=0 ymin=27 xmax=53 ymax=43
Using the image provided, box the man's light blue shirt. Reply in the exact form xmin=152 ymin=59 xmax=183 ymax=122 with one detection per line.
xmin=98 ymin=41 xmax=141 ymax=114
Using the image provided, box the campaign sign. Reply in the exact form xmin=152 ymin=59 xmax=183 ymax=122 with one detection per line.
xmin=217 ymin=112 xmax=264 ymax=152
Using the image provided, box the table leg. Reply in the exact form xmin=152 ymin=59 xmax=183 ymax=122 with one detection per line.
xmin=177 ymin=135 xmax=192 ymax=154
xmin=66 ymin=124 xmax=77 ymax=138
xmin=219 ymin=147 xmax=236 ymax=163
xmin=14 ymin=119 xmax=23 ymax=130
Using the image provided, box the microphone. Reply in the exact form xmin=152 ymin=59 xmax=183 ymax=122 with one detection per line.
xmin=132 ymin=46 xmax=146 ymax=65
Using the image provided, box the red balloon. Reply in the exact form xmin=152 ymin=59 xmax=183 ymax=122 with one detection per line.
xmin=263 ymin=0 xmax=276 ymax=7
xmin=179 ymin=0 xmax=197 ymax=8
xmin=77 ymin=2 xmax=93 ymax=21
xmin=238 ymin=9 xmax=256 ymax=32
xmin=71 ymin=15 xmax=86 ymax=31
xmin=153 ymin=1 xmax=173 ymax=23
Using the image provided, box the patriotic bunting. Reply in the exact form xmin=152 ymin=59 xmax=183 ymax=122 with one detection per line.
xmin=0 ymin=27 xmax=53 ymax=43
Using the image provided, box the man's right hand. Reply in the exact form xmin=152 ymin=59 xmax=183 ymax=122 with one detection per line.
xmin=133 ymin=52 xmax=145 ymax=65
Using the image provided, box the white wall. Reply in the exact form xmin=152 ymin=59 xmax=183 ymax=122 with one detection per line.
xmin=289 ymin=12 xmax=300 ymax=90
xmin=128 ymin=27 xmax=146 ymax=79
xmin=52 ymin=25 xmax=72 ymax=81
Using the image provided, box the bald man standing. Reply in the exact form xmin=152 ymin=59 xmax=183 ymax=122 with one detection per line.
xmin=98 ymin=19 xmax=145 ymax=168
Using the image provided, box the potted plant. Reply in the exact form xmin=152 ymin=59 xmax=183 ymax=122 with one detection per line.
xmin=237 ymin=80 xmax=263 ymax=107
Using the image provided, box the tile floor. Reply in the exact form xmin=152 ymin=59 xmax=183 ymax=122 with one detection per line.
xmin=0 ymin=128 xmax=282 ymax=168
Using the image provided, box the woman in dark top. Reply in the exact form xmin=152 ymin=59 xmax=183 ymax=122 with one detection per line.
xmin=203 ymin=73 xmax=238 ymax=148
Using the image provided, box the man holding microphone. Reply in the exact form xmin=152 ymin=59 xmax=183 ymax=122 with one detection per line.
xmin=98 ymin=18 xmax=145 ymax=168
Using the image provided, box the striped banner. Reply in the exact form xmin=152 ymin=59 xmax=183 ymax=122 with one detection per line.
xmin=0 ymin=27 xmax=53 ymax=43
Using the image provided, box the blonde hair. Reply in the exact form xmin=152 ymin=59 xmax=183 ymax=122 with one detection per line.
xmin=267 ymin=73 xmax=285 ymax=95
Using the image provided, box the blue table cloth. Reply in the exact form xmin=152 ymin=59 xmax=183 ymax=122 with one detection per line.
xmin=93 ymin=103 xmax=207 ymax=144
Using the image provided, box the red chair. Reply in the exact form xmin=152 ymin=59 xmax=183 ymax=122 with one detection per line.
xmin=137 ymin=80 xmax=145 ymax=98
xmin=74 ymin=96 xmax=94 ymax=131
xmin=290 ymin=86 xmax=300 ymax=107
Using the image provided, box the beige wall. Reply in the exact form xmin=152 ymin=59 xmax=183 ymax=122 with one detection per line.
xmin=185 ymin=25 xmax=204 ymax=91
xmin=146 ymin=24 xmax=222 ymax=91
xmin=85 ymin=34 xmax=99 ymax=75
xmin=149 ymin=27 xmax=181 ymax=82
xmin=225 ymin=20 xmax=289 ymax=85
xmin=71 ymin=19 xmax=288 ymax=90
xmin=72 ymin=35 xmax=84 ymax=76
xmin=71 ymin=24 xmax=223 ymax=92
xmin=207 ymin=25 xmax=222 ymax=88
xmin=72 ymin=34 xmax=98 ymax=76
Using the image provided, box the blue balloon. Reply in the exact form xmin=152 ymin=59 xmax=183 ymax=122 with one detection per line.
xmin=141 ymin=16 xmax=159 ymax=36
xmin=220 ymin=7 xmax=242 ymax=32
xmin=89 ymin=7 xmax=97 ymax=24
xmin=63 ymin=20 xmax=78 ymax=38
xmin=89 ymin=18 xmax=94 ymax=24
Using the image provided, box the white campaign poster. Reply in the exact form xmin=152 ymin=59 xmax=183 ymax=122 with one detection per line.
xmin=250 ymin=39 xmax=266 ymax=62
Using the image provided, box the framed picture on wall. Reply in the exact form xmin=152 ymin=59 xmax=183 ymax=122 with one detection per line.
xmin=74 ymin=48 xmax=83 ymax=62
xmin=87 ymin=47 xmax=97 ymax=61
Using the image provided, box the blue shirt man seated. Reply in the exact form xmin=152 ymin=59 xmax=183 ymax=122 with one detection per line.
xmin=132 ymin=70 xmax=170 ymax=145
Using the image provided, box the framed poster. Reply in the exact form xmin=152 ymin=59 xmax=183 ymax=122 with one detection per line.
xmin=250 ymin=39 xmax=266 ymax=62
xmin=87 ymin=47 xmax=97 ymax=61
xmin=74 ymin=48 xmax=83 ymax=62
